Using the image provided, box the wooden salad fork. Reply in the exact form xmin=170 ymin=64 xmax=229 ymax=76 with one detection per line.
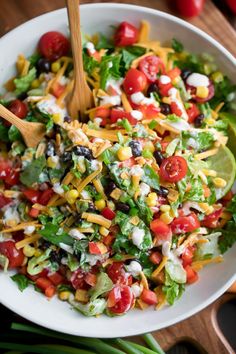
xmin=66 ymin=0 xmax=93 ymax=122
xmin=0 ymin=103 xmax=45 ymax=148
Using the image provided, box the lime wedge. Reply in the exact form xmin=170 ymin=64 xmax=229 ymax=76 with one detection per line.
xmin=207 ymin=145 xmax=236 ymax=198
xmin=220 ymin=112 xmax=236 ymax=157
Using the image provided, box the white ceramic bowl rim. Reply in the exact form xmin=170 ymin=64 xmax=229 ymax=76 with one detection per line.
xmin=0 ymin=3 xmax=235 ymax=338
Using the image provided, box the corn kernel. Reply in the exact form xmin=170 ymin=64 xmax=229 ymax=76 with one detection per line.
xmin=146 ymin=192 xmax=158 ymax=207
xmin=160 ymin=204 xmax=171 ymax=212
xmin=202 ymin=169 xmax=217 ymax=177
xmin=162 ymin=97 xmax=171 ymax=104
xmin=47 ymin=156 xmax=58 ymax=169
xmin=198 ymin=202 xmax=214 ymax=215
xmin=59 ymin=291 xmax=71 ymax=301
xmin=196 ymin=86 xmax=209 ymax=99
xmin=213 ymin=177 xmax=227 ymax=188
xmin=117 ymin=147 xmax=132 ymax=161
xmin=211 ymin=71 xmax=224 ymax=83
xmin=65 ymin=189 xmax=79 ymax=200
xmin=160 ymin=212 xmax=174 ymax=224
xmin=51 ymin=61 xmax=61 ymax=73
xmin=34 ymin=249 xmax=42 ymax=257
xmin=144 ymin=141 xmax=155 ymax=153
xmin=95 ymin=199 xmax=106 ymax=211
xmin=52 ymin=113 xmax=63 ymax=124
xmin=205 ymin=117 xmax=215 ymax=126
xmin=99 ymin=226 xmax=109 ymax=236
xmin=172 ymin=76 xmax=180 ymax=85
xmin=23 ymin=244 xmax=35 ymax=257
xmin=31 ymin=79 xmax=40 ymax=89
xmin=110 ymin=188 xmax=123 ymax=200
xmin=75 ymin=289 xmax=89 ymax=303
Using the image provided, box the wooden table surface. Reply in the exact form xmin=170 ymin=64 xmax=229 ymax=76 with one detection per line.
xmin=0 ymin=1 xmax=236 ymax=353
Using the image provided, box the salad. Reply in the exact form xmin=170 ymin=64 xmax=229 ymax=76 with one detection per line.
xmin=0 ymin=20 xmax=236 ymax=317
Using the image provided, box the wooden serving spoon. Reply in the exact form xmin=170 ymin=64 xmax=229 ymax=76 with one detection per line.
xmin=0 ymin=103 xmax=45 ymax=148
xmin=66 ymin=0 xmax=93 ymax=122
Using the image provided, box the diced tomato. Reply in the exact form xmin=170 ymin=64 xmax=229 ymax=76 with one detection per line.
xmin=4 ymin=169 xmax=20 ymax=186
xmin=123 ymin=68 xmax=147 ymax=95
xmin=0 ymin=194 xmax=11 ymax=209
xmin=160 ymin=156 xmax=188 ymax=183
xmin=96 ymin=107 xmax=111 ymax=119
xmin=140 ymin=104 xmax=160 ymax=119
xmin=141 ymin=288 xmax=158 ymax=305
xmin=71 ymin=269 xmax=87 ymax=290
xmin=51 ymin=82 xmax=66 ymax=98
xmin=38 ymin=189 xmax=54 ymax=206
xmin=139 ymin=55 xmax=165 ymax=83
xmin=45 ymin=285 xmax=56 ymax=298
xmin=150 ymin=219 xmax=172 ymax=244
xmin=89 ymin=241 xmax=102 ymax=255
xmin=108 ymin=285 xmax=134 ymax=314
xmin=27 ymin=269 xmax=49 ymax=282
xmin=149 ymin=251 xmax=162 ymax=265
xmin=101 ymin=207 xmax=116 ymax=220
xmin=186 ymin=103 xmax=200 ymax=123
xmin=114 ymin=22 xmax=138 ymax=47
xmin=23 ymin=189 xmax=41 ymax=204
xmin=38 ymin=31 xmax=70 ymax=61
xmin=87 ymin=48 xmax=101 ymax=61
xmin=181 ymin=245 xmax=196 ymax=267
xmin=107 ymin=262 xmax=127 ymax=285
xmin=47 ymin=272 xmax=64 ymax=286
xmin=158 ymin=80 xmax=173 ymax=97
xmin=110 ymin=109 xmax=136 ymax=125
xmin=167 ymin=67 xmax=181 ymax=81
xmin=170 ymin=101 xmax=183 ymax=117
xmin=84 ymin=273 xmax=97 ymax=287
xmin=184 ymin=265 xmax=199 ymax=284
xmin=0 ymin=241 xmax=24 ymax=269
xmin=0 ymin=160 xmax=11 ymax=180
xmin=171 ymin=212 xmax=200 ymax=234
xmin=201 ymin=208 xmax=222 ymax=228
xmin=28 ymin=207 xmax=40 ymax=218
xmin=103 ymin=234 xmax=115 ymax=247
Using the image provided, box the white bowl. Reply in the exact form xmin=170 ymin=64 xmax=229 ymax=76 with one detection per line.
xmin=0 ymin=3 xmax=235 ymax=338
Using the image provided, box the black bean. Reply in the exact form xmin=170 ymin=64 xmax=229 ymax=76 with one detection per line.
xmin=46 ymin=141 xmax=55 ymax=157
xmin=129 ymin=140 xmax=142 ymax=157
xmin=194 ymin=113 xmax=205 ymax=128
xmin=116 ymin=202 xmax=130 ymax=213
xmin=147 ymin=83 xmax=159 ymax=97
xmin=17 ymin=92 xmax=28 ymax=100
xmin=50 ymin=249 xmax=67 ymax=263
xmin=64 ymin=116 xmax=72 ymax=123
xmin=73 ymin=145 xmax=93 ymax=160
xmin=154 ymin=151 xmax=164 ymax=165
xmin=61 ymin=151 xmax=72 ymax=163
xmin=73 ymin=214 xmax=82 ymax=226
xmin=157 ymin=186 xmax=169 ymax=197
xmin=40 ymin=240 xmax=51 ymax=250
xmin=36 ymin=58 xmax=51 ymax=74
xmin=88 ymin=203 xmax=96 ymax=213
xmin=181 ymin=68 xmax=191 ymax=81
xmin=160 ymin=103 xmax=171 ymax=115
xmin=104 ymin=180 xmax=117 ymax=196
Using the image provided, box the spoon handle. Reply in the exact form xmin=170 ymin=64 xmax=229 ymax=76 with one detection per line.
xmin=0 ymin=103 xmax=28 ymax=132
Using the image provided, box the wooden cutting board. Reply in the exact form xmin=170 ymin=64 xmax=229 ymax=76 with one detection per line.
xmin=0 ymin=1 xmax=236 ymax=353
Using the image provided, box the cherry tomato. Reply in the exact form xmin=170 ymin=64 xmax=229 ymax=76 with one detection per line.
xmin=38 ymin=188 xmax=54 ymax=206
xmin=140 ymin=288 xmax=158 ymax=305
xmin=201 ymin=208 xmax=222 ymax=228
xmin=160 ymin=156 xmax=188 ymax=183
xmin=28 ymin=207 xmax=40 ymax=218
xmin=184 ymin=265 xmax=199 ymax=284
xmin=47 ymin=272 xmax=64 ymax=286
xmin=181 ymin=245 xmax=196 ymax=267
xmin=108 ymin=285 xmax=134 ymax=314
xmin=114 ymin=22 xmax=138 ymax=47
xmin=139 ymin=55 xmax=165 ymax=83
xmin=107 ymin=262 xmax=127 ymax=285
xmin=150 ymin=219 xmax=172 ymax=244
xmin=149 ymin=251 xmax=162 ymax=265
xmin=170 ymin=102 xmax=183 ymax=117
xmin=167 ymin=67 xmax=181 ymax=81
xmin=123 ymin=68 xmax=147 ymax=95
xmin=23 ymin=189 xmax=41 ymax=204
xmin=186 ymin=103 xmax=200 ymax=123
xmin=0 ymin=193 xmax=11 ymax=209
xmin=4 ymin=169 xmax=20 ymax=186
xmin=0 ymin=160 xmax=11 ymax=180
xmin=101 ymin=207 xmax=116 ymax=220
xmin=171 ymin=212 xmax=200 ymax=234
xmin=225 ymin=0 xmax=236 ymax=14
xmin=38 ymin=31 xmax=70 ymax=61
xmin=96 ymin=107 xmax=111 ymax=119
xmin=0 ymin=241 xmax=24 ymax=268
xmin=71 ymin=269 xmax=87 ymax=290
xmin=176 ymin=0 xmax=205 ymax=18
xmin=8 ymin=99 xmax=27 ymax=120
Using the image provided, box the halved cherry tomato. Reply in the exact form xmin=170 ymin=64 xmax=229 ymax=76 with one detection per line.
xmin=167 ymin=67 xmax=181 ymax=81
xmin=186 ymin=103 xmax=200 ymax=123
xmin=141 ymin=288 xmax=158 ymax=305
xmin=0 ymin=194 xmax=11 ymax=209
xmin=23 ymin=189 xmax=40 ymax=204
xmin=139 ymin=55 xmax=165 ymax=83
xmin=149 ymin=251 xmax=162 ymax=265
xmin=84 ymin=272 xmax=97 ymax=287
xmin=89 ymin=242 xmax=102 ymax=255
xmin=184 ymin=265 xmax=199 ymax=284
xmin=108 ymin=285 xmax=134 ymax=314
xmin=150 ymin=219 xmax=172 ymax=244
xmin=51 ymin=82 xmax=66 ymax=98
xmin=181 ymin=245 xmax=196 ymax=267
xmin=38 ymin=188 xmax=54 ymax=206
xmin=114 ymin=22 xmax=138 ymax=47
xmin=201 ymin=208 xmax=222 ymax=228
xmin=0 ymin=160 xmax=11 ymax=180
xmin=175 ymin=0 xmax=205 ymax=18
xmin=47 ymin=272 xmax=64 ymax=286
xmin=28 ymin=207 xmax=40 ymax=218
xmin=170 ymin=101 xmax=183 ymax=117
xmin=4 ymin=169 xmax=20 ymax=186
xmin=110 ymin=109 xmax=137 ymax=125
xmin=160 ymin=156 xmax=188 ymax=183
xmin=123 ymin=68 xmax=147 ymax=95
xmin=38 ymin=31 xmax=70 ymax=61
xmin=0 ymin=240 xmax=24 ymax=268
xmin=107 ymin=262 xmax=127 ymax=285
xmin=8 ymin=100 xmax=27 ymax=121
xmin=101 ymin=207 xmax=116 ymax=220
xmin=71 ymin=269 xmax=87 ymax=290
xmin=171 ymin=212 xmax=200 ymax=234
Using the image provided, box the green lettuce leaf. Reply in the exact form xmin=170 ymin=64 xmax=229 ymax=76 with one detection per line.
xmin=14 ymin=67 xmax=37 ymax=95
xmin=141 ymin=165 xmax=160 ymax=190
xmin=20 ymin=155 xmax=46 ymax=187
xmin=39 ymin=223 xmax=74 ymax=246
xmin=90 ymin=273 xmax=113 ymax=301
xmin=11 ymin=274 xmax=30 ymax=292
